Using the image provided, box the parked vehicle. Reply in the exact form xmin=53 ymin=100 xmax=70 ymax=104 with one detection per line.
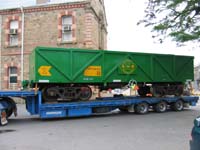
xmin=190 ymin=116 xmax=200 ymax=150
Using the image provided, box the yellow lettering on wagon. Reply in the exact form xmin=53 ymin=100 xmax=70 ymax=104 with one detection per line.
xmin=84 ymin=66 xmax=102 ymax=77
xmin=38 ymin=66 xmax=52 ymax=76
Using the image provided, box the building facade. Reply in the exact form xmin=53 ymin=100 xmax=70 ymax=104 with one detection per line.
xmin=0 ymin=0 xmax=107 ymax=90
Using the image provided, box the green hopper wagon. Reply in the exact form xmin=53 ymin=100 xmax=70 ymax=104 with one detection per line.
xmin=28 ymin=47 xmax=194 ymax=102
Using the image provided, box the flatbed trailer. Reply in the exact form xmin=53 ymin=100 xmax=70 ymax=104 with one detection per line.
xmin=0 ymin=90 xmax=199 ymax=125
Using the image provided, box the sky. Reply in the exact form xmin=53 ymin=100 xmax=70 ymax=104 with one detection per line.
xmin=0 ymin=0 xmax=199 ymax=65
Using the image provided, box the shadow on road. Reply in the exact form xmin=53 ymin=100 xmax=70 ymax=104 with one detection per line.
xmin=0 ymin=129 xmax=16 ymax=134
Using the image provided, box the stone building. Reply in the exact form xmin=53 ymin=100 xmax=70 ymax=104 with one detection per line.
xmin=0 ymin=0 xmax=107 ymax=90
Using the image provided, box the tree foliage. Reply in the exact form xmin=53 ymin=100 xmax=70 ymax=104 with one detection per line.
xmin=138 ymin=0 xmax=200 ymax=44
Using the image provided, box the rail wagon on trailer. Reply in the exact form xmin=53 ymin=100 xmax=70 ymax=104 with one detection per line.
xmin=0 ymin=47 xmax=198 ymax=126
xmin=26 ymin=47 xmax=194 ymax=103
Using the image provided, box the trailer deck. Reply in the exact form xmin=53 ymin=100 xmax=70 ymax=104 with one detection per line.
xmin=0 ymin=90 xmax=199 ymax=125
xmin=38 ymin=95 xmax=198 ymax=118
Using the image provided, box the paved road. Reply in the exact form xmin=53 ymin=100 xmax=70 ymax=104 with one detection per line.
xmin=0 ymin=103 xmax=200 ymax=150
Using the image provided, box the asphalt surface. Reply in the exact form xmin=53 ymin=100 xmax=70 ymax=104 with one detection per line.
xmin=0 ymin=103 xmax=200 ymax=150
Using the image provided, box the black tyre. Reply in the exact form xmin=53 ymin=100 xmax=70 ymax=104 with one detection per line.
xmin=135 ymin=102 xmax=149 ymax=114
xmin=154 ymin=101 xmax=167 ymax=113
xmin=171 ymin=100 xmax=184 ymax=111
xmin=0 ymin=97 xmax=16 ymax=118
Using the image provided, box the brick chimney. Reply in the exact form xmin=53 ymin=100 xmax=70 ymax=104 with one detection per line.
xmin=36 ymin=0 xmax=50 ymax=4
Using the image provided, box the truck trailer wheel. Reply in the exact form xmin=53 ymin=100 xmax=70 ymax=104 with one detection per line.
xmin=171 ymin=100 xmax=184 ymax=111
xmin=0 ymin=97 xmax=16 ymax=118
xmin=154 ymin=101 xmax=167 ymax=113
xmin=135 ymin=102 xmax=149 ymax=114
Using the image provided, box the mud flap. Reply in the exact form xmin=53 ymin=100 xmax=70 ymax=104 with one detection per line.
xmin=13 ymin=107 xmax=17 ymax=117
xmin=0 ymin=111 xmax=8 ymax=125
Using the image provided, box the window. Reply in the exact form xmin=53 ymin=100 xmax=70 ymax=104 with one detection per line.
xmin=62 ymin=16 xmax=72 ymax=42
xmin=9 ymin=20 xmax=18 ymax=46
xmin=9 ymin=67 xmax=17 ymax=84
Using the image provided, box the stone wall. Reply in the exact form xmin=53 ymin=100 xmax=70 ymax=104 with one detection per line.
xmin=0 ymin=1 xmax=107 ymax=90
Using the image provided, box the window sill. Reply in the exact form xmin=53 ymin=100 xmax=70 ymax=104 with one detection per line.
xmin=6 ymin=45 xmax=21 ymax=48
xmin=58 ymin=41 xmax=77 ymax=45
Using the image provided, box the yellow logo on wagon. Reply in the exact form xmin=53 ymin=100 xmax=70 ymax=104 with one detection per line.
xmin=84 ymin=66 xmax=102 ymax=77
xmin=38 ymin=66 xmax=52 ymax=76
xmin=119 ymin=59 xmax=136 ymax=74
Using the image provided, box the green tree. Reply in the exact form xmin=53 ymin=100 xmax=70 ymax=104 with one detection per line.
xmin=138 ymin=0 xmax=200 ymax=44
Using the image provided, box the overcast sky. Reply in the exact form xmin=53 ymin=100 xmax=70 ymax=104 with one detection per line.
xmin=0 ymin=0 xmax=199 ymax=65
